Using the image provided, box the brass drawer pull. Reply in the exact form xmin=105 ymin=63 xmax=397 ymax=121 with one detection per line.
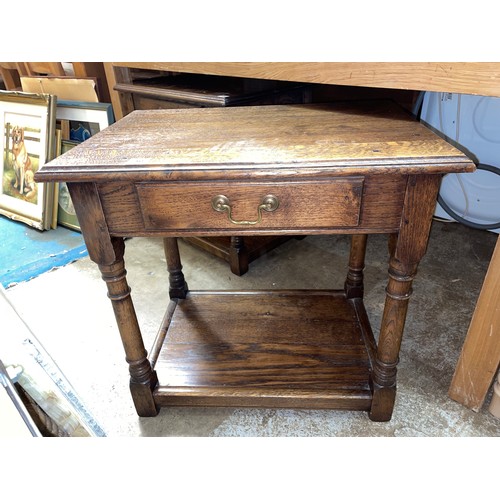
xmin=211 ymin=194 xmax=279 ymax=225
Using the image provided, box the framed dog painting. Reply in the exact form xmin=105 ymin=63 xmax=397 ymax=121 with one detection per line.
xmin=0 ymin=91 xmax=57 ymax=230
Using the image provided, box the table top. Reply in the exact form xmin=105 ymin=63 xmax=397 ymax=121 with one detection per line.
xmin=36 ymin=100 xmax=474 ymax=183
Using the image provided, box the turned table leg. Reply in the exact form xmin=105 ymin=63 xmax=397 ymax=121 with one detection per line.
xmin=99 ymin=241 xmax=159 ymax=417
xmin=229 ymin=236 xmax=249 ymax=276
xmin=369 ymin=175 xmax=442 ymax=421
xmin=164 ymin=237 xmax=188 ymax=299
xmin=370 ymin=257 xmax=417 ymax=420
xmin=345 ymin=234 xmax=368 ymax=299
xmin=68 ymin=182 xmax=159 ymax=417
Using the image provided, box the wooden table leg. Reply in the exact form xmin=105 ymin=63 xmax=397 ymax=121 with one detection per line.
xmin=369 ymin=175 xmax=441 ymax=421
xmin=449 ymin=235 xmax=500 ymax=411
xmin=99 ymin=244 xmax=159 ymax=417
xmin=345 ymin=234 xmax=368 ymax=299
xmin=68 ymin=182 xmax=159 ymax=417
xmin=164 ymin=238 xmax=188 ymax=299
xmin=228 ymin=236 xmax=249 ymax=276
xmin=370 ymin=257 xmax=418 ymax=421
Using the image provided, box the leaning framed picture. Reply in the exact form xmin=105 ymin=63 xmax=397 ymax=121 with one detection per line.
xmin=0 ymin=91 xmax=57 ymax=230
xmin=56 ymin=139 xmax=80 ymax=230
xmin=55 ymin=100 xmax=114 ymax=230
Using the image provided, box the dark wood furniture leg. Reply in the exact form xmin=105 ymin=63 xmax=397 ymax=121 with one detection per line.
xmin=164 ymin=238 xmax=188 ymax=299
xmin=345 ymin=234 xmax=368 ymax=299
xmin=68 ymin=183 xmax=159 ymax=417
xmin=229 ymin=236 xmax=249 ymax=276
xmin=369 ymin=175 xmax=441 ymax=421
xmin=99 ymin=247 xmax=159 ymax=416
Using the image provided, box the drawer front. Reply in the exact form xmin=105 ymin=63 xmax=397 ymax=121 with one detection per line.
xmin=136 ymin=179 xmax=364 ymax=231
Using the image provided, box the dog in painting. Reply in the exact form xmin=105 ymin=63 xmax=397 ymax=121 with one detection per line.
xmin=11 ymin=125 xmax=33 ymax=195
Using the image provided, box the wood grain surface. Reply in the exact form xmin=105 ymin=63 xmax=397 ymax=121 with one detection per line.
xmin=94 ymin=175 xmax=406 ymax=237
xmin=152 ymin=291 xmax=372 ymax=409
xmin=36 ymin=101 xmax=473 ymax=183
xmin=449 ymin=237 xmax=500 ymax=410
xmin=109 ymin=62 xmax=500 ymax=97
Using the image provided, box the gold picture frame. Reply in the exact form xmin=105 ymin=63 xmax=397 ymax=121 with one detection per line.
xmin=0 ymin=91 xmax=56 ymax=230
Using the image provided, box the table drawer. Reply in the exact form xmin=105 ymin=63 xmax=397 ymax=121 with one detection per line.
xmin=136 ymin=179 xmax=364 ymax=231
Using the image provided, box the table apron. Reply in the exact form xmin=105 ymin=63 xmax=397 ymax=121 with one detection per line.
xmin=95 ymin=175 xmax=410 ymax=237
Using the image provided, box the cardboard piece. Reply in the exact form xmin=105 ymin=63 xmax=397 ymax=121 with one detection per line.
xmin=21 ymin=76 xmax=99 ymax=102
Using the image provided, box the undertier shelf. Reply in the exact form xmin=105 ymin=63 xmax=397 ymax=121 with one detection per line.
xmin=150 ymin=290 xmax=376 ymax=411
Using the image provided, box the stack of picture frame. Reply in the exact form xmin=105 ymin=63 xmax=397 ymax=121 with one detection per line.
xmin=0 ymin=90 xmax=114 ymax=231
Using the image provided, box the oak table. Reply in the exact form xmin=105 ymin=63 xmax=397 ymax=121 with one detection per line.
xmin=35 ymin=100 xmax=474 ymax=421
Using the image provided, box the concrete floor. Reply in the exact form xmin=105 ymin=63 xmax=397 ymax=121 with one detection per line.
xmin=5 ymin=219 xmax=500 ymax=436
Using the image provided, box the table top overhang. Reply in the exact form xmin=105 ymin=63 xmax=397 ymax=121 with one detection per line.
xmin=35 ymin=101 xmax=475 ymax=183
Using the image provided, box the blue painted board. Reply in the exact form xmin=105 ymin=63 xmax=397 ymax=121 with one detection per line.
xmin=0 ymin=216 xmax=88 ymax=288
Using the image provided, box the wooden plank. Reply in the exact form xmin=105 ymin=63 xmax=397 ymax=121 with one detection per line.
xmin=449 ymin=236 xmax=500 ymax=411
xmin=158 ymin=343 xmax=370 ymax=389
xmin=111 ymin=62 xmax=500 ymax=97
xmin=103 ymin=63 xmax=134 ymax=120
xmin=72 ymin=62 xmax=111 ymax=103
xmin=165 ymin=291 xmax=362 ymax=345
xmin=154 ymin=386 xmax=372 ymax=410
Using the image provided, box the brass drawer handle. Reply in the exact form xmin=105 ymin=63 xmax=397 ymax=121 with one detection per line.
xmin=211 ymin=194 xmax=279 ymax=225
